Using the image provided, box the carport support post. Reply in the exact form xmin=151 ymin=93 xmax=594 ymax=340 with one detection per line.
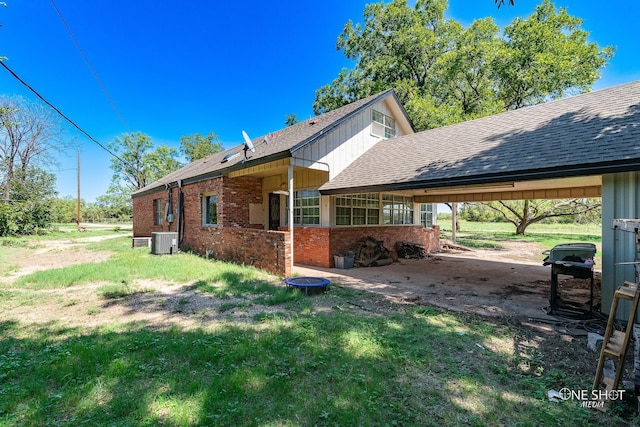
xmin=452 ymin=202 xmax=457 ymax=244
xmin=288 ymin=164 xmax=294 ymax=267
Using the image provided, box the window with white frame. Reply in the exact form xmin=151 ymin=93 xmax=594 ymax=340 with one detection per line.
xmin=202 ymin=193 xmax=218 ymax=227
xmin=293 ymin=189 xmax=320 ymax=225
xmin=382 ymin=194 xmax=414 ymax=225
xmin=420 ymin=203 xmax=435 ymax=228
xmin=153 ymin=199 xmax=163 ymax=226
xmin=371 ymin=110 xmax=396 ymax=139
xmin=335 ymin=193 xmax=380 ymax=225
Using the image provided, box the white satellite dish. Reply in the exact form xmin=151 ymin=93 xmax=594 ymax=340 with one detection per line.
xmin=242 ymin=130 xmax=256 ymax=152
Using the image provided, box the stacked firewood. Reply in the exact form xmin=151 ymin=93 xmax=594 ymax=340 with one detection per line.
xmin=352 ymin=236 xmax=395 ymax=267
xmin=396 ymin=241 xmax=426 ymax=259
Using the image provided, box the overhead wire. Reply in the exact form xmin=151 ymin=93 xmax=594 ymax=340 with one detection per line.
xmin=49 ymin=0 xmax=132 ymax=133
xmin=0 ymin=61 xmax=129 ymax=167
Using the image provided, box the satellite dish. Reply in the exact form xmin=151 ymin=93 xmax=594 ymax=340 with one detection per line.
xmin=242 ymin=130 xmax=256 ymax=153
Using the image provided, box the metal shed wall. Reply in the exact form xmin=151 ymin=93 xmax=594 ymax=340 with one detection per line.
xmin=602 ymin=171 xmax=640 ymax=319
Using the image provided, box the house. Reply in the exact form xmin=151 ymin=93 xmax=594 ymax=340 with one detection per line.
xmin=134 ymin=80 xmax=640 ymax=318
xmin=131 ymin=90 xmax=441 ymax=277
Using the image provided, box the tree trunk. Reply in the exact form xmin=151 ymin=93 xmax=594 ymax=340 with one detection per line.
xmin=515 ymin=221 xmax=528 ymax=235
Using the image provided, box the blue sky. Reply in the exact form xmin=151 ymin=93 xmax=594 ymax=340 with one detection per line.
xmin=2 ymin=0 xmax=639 ymax=202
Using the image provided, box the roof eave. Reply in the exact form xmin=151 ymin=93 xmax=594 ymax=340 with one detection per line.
xmin=131 ymin=150 xmax=293 ymax=198
xmin=319 ymin=160 xmax=640 ymax=196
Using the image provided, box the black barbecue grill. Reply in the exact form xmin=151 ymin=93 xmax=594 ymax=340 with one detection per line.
xmin=543 ymin=243 xmax=596 ymax=316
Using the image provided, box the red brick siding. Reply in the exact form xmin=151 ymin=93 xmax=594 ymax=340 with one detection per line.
xmin=293 ymin=227 xmax=332 ymax=267
xmin=133 ymin=176 xmax=291 ymax=276
xmin=285 ymin=225 xmax=440 ymax=268
xmin=132 ymin=189 xmax=176 ymax=237
xmin=328 ymin=226 xmax=440 ymax=267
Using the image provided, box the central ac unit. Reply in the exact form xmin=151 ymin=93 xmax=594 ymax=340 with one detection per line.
xmin=151 ymin=232 xmax=178 ymax=255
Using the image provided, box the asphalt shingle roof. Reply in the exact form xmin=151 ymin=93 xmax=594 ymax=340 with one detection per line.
xmin=133 ymin=89 xmax=401 ymax=197
xmin=319 ymin=81 xmax=640 ymax=195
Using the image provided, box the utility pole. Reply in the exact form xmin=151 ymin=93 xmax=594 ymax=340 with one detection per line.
xmin=77 ymin=149 xmax=81 ymax=228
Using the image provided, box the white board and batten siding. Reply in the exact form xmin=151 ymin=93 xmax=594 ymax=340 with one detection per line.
xmin=292 ymin=99 xmax=413 ymax=180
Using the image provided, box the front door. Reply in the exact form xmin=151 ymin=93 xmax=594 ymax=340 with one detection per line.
xmin=269 ymin=193 xmax=280 ymax=230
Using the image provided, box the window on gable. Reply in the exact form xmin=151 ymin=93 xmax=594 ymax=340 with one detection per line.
xmin=293 ymin=189 xmax=320 ymax=225
xmin=202 ymin=193 xmax=218 ymax=227
xmin=371 ymin=110 xmax=396 ymax=139
xmin=153 ymin=199 xmax=163 ymax=226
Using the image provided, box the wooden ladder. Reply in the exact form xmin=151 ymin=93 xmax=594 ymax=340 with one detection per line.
xmin=593 ymin=281 xmax=640 ymax=396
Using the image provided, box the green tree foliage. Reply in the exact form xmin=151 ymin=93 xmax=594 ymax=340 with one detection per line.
xmin=0 ymin=166 xmax=56 ymax=235
xmin=50 ymin=196 xmax=79 ymax=223
xmin=285 ymin=114 xmax=298 ymax=127
xmin=108 ymin=132 xmax=180 ymax=192
xmin=494 ymin=1 xmax=614 ymax=110
xmin=180 ymin=131 xmax=224 ymax=163
xmin=94 ymin=192 xmax=132 ymax=218
xmin=314 ymin=0 xmax=613 ymax=130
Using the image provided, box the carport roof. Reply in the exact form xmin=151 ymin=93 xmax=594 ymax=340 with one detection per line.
xmin=319 ymin=80 xmax=640 ymax=195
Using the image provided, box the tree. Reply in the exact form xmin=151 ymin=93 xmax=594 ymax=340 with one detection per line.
xmin=0 ymin=96 xmax=66 ymax=235
xmin=315 ymin=0 xmax=612 ymax=235
xmin=481 ymin=199 xmax=601 ymax=234
xmin=108 ymin=131 xmax=180 ymax=192
xmin=285 ymin=114 xmax=298 ymax=127
xmin=494 ymin=0 xmax=614 ymax=110
xmin=180 ymin=131 xmax=224 ymax=163
xmin=0 ymin=166 xmax=57 ymax=235
xmin=0 ymin=96 xmax=65 ymax=202
xmin=314 ymin=0 xmax=613 ymax=130
xmin=94 ymin=192 xmax=132 ymax=218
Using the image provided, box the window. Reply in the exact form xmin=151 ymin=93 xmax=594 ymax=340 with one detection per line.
xmin=153 ymin=199 xmax=163 ymax=226
xmin=335 ymin=193 xmax=380 ymax=226
xmin=202 ymin=193 xmax=218 ymax=227
xmin=371 ymin=110 xmax=396 ymax=139
xmin=420 ymin=203 xmax=435 ymax=228
xmin=293 ymin=189 xmax=320 ymax=225
xmin=382 ymin=195 xmax=414 ymax=225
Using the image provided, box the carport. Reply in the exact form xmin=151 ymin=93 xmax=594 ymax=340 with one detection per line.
xmin=319 ymin=80 xmax=640 ymax=318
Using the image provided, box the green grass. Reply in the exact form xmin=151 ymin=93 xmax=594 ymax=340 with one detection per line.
xmin=0 ymin=225 xmax=632 ymax=426
xmin=13 ymin=236 xmax=274 ymax=291
xmin=439 ymin=219 xmax=602 ymax=265
xmin=0 ymin=299 xmax=629 ymax=426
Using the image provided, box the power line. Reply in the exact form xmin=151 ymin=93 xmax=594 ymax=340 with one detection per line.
xmin=49 ymin=0 xmax=132 ymax=133
xmin=0 ymin=61 xmax=128 ymax=167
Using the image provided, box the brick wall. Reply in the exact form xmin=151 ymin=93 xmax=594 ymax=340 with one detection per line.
xmin=133 ymin=176 xmax=291 ymax=276
xmin=286 ymin=225 xmax=440 ymax=268
xmin=328 ymin=225 xmax=440 ymax=267
xmin=132 ymin=189 xmax=176 ymax=237
xmin=293 ymin=227 xmax=332 ymax=267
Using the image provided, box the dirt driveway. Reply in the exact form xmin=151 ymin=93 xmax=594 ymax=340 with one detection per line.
xmin=294 ymin=240 xmax=600 ymax=320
